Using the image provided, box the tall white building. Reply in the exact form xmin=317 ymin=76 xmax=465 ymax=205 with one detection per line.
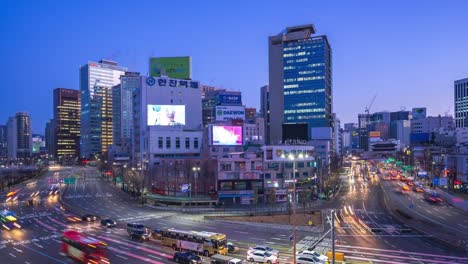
xmin=133 ymin=76 xmax=203 ymax=192
xmin=80 ymin=60 xmax=127 ymax=157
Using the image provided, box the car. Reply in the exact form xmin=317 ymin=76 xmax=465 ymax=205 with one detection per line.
xmin=81 ymin=214 xmax=98 ymax=222
xmin=227 ymin=242 xmax=239 ymax=253
xmin=246 ymin=251 xmax=278 ymax=264
xmin=247 ymin=245 xmax=279 ymax=256
xmin=101 ymin=219 xmax=116 ymax=227
xmin=129 ymin=230 xmax=151 ymax=241
xmin=296 ymin=255 xmax=324 ymax=264
xmin=401 ymin=185 xmax=410 ymax=191
xmin=48 ymin=186 xmax=59 ymax=196
xmin=407 ymin=181 xmax=414 ymax=186
xmin=297 ymin=250 xmax=328 ymax=262
xmin=64 ymin=214 xmax=81 ymax=223
xmin=127 ymin=223 xmax=146 ymax=234
xmin=413 ymin=186 xmax=424 ymax=193
xmin=173 ymin=251 xmax=203 ymax=264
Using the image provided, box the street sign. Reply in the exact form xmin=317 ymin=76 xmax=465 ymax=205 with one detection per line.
xmin=181 ymin=184 xmax=190 ymax=192
xmin=432 ymin=178 xmax=440 ymax=186
xmin=64 ymin=177 xmax=76 ymax=185
xmin=116 ymin=177 xmax=121 ymax=182
xmin=439 ymin=178 xmax=447 ymax=186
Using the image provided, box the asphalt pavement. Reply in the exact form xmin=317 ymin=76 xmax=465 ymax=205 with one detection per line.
xmin=0 ymin=165 xmax=467 ymax=264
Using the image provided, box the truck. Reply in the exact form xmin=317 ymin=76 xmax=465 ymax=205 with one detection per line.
xmin=210 ymin=254 xmax=244 ymax=264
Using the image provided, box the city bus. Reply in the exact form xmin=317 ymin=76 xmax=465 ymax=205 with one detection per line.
xmin=0 ymin=210 xmax=21 ymax=230
xmin=160 ymin=228 xmax=228 ymax=256
xmin=61 ymin=230 xmax=110 ymax=264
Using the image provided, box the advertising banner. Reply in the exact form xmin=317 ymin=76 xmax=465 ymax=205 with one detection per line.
xmin=412 ymin=107 xmax=427 ymax=119
xmin=369 ymin=131 xmax=381 ymax=138
xmin=263 ymin=145 xmax=314 ymax=162
xmin=149 ymin=57 xmax=191 ymax=79
xmin=212 ymin=126 xmax=243 ymax=145
xmin=147 ymin=105 xmax=185 ymax=126
xmin=218 ymin=94 xmax=242 ymax=105
xmin=215 ymin=106 xmax=245 ymax=121
xmin=177 ymin=240 xmax=203 ymax=252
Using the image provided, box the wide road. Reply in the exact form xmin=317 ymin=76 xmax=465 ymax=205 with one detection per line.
xmin=0 ymin=165 xmax=467 ymax=264
xmin=378 ymin=164 xmax=468 ymax=247
xmin=0 ymin=166 xmax=316 ymax=264
xmin=328 ymin=162 xmax=467 ymax=263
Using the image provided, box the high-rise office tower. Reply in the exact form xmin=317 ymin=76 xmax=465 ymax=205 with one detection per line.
xmin=455 ymin=78 xmax=468 ymax=127
xmin=112 ymin=72 xmax=140 ymax=147
xmin=80 ymin=60 xmax=127 ymax=157
xmin=7 ymin=112 xmax=32 ymax=159
xmin=269 ymin=24 xmax=332 ymax=144
xmin=0 ymin=125 xmax=7 ymax=158
xmin=45 ymin=119 xmax=56 ymax=156
xmin=54 ymin=88 xmax=81 ymax=158
xmin=260 ymin=85 xmax=270 ymax=144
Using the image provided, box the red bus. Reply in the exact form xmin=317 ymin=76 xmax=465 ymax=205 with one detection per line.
xmin=61 ymin=230 xmax=110 ymax=264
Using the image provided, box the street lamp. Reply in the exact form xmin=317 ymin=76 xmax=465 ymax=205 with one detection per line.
xmin=191 ymin=166 xmax=201 ymax=198
xmin=280 ymin=152 xmax=309 ymax=264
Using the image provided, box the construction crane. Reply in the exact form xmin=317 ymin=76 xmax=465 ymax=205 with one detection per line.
xmin=365 ymin=93 xmax=378 ymax=123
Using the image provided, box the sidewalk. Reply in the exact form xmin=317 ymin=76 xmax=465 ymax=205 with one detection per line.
xmin=436 ymin=187 xmax=468 ymax=212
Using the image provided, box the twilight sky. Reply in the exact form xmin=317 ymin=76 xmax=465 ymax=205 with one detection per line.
xmin=1 ymin=0 xmax=467 ymax=133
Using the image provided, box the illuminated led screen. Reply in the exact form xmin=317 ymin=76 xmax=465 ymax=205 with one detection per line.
xmin=147 ymin=105 xmax=185 ymax=126
xmin=212 ymin=126 xmax=243 ymax=146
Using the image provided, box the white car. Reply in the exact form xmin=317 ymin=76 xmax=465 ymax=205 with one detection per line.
xmin=247 ymin=245 xmax=279 ymax=256
xmin=296 ymin=255 xmax=324 ymax=264
xmin=297 ymin=250 xmax=328 ymax=262
xmin=247 ymin=251 xmax=278 ymax=264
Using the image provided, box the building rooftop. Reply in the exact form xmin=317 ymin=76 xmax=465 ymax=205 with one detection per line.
xmin=285 ymin=24 xmax=316 ymax=34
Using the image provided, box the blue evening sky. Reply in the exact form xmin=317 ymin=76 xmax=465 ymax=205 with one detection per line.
xmin=1 ymin=0 xmax=467 ymax=133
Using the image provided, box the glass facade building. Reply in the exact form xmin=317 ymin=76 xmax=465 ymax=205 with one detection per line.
xmin=112 ymin=72 xmax=140 ymax=147
xmin=80 ymin=60 xmax=127 ymax=157
xmin=455 ymin=78 xmax=468 ymax=128
xmin=54 ymin=88 xmax=81 ymax=158
xmin=283 ymin=36 xmax=332 ymax=128
xmin=269 ymin=24 xmax=332 ymax=144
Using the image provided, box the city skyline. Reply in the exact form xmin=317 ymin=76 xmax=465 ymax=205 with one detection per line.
xmin=1 ymin=1 xmax=468 ymax=133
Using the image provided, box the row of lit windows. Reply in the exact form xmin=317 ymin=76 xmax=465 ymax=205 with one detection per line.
xmin=284 ymin=108 xmax=325 ymax=114
xmin=283 ymin=51 xmax=310 ymax=58
xmin=284 ymin=88 xmax=325 ymax=95
xmin=284 ymin=76 xmax=325 ymax=83
xmin=284 ymin=84 xmax=299 ymax=89
xmin=285 ymin=114 xmax=326 ymax=120
xmin=283 ymin=63 xmax=325 ymax=71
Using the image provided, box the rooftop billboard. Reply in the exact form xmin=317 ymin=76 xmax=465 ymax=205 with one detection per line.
xmin=149 ymin=56 xmax=191 ymax=79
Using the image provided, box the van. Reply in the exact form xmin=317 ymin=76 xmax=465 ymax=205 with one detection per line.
xmin=126 ymin=223 xmax=147 ymax=234
xmin=210 ymin=254 xmax=244 ymax=264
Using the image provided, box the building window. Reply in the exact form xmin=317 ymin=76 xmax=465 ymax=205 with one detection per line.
xmin=175 ymin=137 xmax=180 ymax=149
xmin=158 ymin=137 xmax=163 ymax=149
xmin=221 ymin=163 xmax=232 ymax=171
xmin=265 ymin=173 xmax=271 ymax=179
xmin=276 ymin=173 xmax=283 ymax=178
xmin=185 ymin=137 xmax=190 ymax=149
xmin=166 ymin=137 xmax=171 ymax=149
xmin=194 ymin=138 xmax=199 ymax=149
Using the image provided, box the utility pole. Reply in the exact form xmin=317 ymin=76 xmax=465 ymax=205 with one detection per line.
xmin=292 ymin=159 xmax=297 ymax=264
xmin=331 ymin=209 xmax=335 ymax=264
